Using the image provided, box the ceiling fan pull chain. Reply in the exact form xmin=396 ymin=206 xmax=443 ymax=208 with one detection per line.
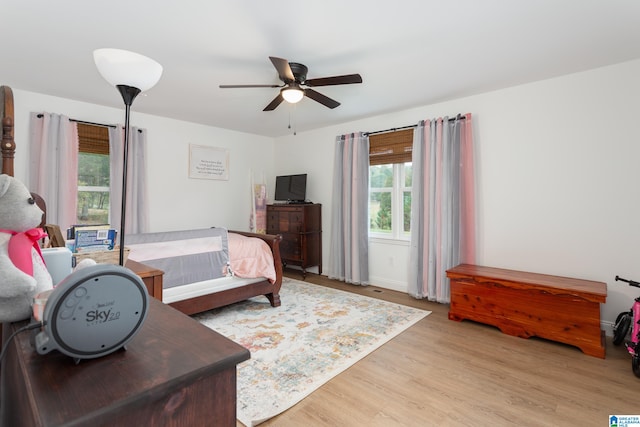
xmin=293 ymin=104 xmax=297 ymax=136
xmin=287 ymin=107 xmax=297 ymax=135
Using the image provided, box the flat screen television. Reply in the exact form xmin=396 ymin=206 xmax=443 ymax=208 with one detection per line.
xmin=274 ymin=174 xmax=307 ymax=203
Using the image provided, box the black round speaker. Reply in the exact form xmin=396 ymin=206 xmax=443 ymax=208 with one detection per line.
xmin=34 ymin=264 xmax=149 ymax=362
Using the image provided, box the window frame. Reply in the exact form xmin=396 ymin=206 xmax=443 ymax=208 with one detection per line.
xmin=368 ymin=129 xmax=413 ymax=241
xmin=76 ymin=123 xmax=111 ymax=225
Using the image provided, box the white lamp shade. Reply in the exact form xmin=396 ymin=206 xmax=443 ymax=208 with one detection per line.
xmin=93 ymin=48 xmax=163 ymax=92
xmin=281 ymin=87 xmax=304 ymax=103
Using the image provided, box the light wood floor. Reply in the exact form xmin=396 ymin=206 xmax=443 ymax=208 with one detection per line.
xmin=237 ymin=269 xmax=639 ymax=427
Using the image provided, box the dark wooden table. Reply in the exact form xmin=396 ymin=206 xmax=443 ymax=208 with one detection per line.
xmin=1 ymin=298 xmax=250 ymax=426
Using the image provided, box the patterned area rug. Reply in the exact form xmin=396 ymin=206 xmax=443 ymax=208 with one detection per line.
xmin=195 ymin=277 xmax=431 ymax=426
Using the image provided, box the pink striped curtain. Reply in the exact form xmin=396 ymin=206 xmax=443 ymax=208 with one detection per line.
xmin=29 ymin=112 xmax=79 ymax=232
xmin=108 ymin=125 xmax=149 ymax=234
xmin=328 ymin=132 xmax=370 ymax=285
xmin=408 ymin=114 xmax=475 ymax=303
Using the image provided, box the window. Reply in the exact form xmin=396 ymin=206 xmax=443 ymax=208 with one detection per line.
xmin=76 ymin=123 xmax=110 ymax=225
xmin=369 ymin=129 xmax=413 ymax=240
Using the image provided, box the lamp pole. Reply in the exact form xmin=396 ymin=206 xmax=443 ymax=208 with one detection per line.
xmin=115 ymin=85 xmax=141 ymax=266
xmin=93 ymin=48 xmax=162 ymax=267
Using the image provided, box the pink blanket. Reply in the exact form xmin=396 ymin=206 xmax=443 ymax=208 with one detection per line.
xmin=228 ymin=232 xmax=276 ymax=283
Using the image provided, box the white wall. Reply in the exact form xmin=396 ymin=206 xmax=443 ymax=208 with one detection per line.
xmin=274 ymin=59 xmax=640 ymax=328
xmin=10 ymin=88 xmax=275 ymax=233
xmin=8 ymin=59 xmax=639 ymax=328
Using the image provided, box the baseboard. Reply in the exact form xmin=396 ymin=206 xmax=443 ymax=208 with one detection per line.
xmin=602 ymin=320 xmax=615 ymax=337
xmin=312 ymin=273 xmax=408 ymax=293
xmin=368 ymin=275 xmax=407 ymax=293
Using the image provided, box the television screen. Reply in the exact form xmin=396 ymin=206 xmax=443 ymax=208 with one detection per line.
xmin=275 ymin=174 xmax=307 ymax=202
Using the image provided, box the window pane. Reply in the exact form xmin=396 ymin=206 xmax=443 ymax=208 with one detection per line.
xmin=370 ymin=164 xmax=393 ymax=188
xmin=403 ymin=191 xmax=411 ymax=233
xmin=77 ymin=190 xmax=110 ymax=224
xmin=78 ymin=153 xmax=110 ymax=186
xmin=403 ymin=162 xmax=412 ymax=233
xmin=370 ymin=190 xmax=392 ymax=232
xmin=370 ymin=164 xmax=393 ymax=233
xmin=404 ymin=162 xmax=412 ymax=187
xmin=77 ymin=152 xmax=110 ymax=225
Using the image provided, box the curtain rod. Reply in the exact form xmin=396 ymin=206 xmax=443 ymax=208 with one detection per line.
xmin=36 ymin=113 xmax=116 ymax=129
xmin=36 ymin=114 xmax=142 ymax=133
xmin=364 ymin=124 xmax=415 ymax=136
xmin=364 ymin=115 xmax=466 ymax=136
xmin=71 ymin=118 xmax=117 ymax=129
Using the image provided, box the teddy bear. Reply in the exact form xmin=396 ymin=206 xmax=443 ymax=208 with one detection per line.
xmin=0 ymin=174 xmax=53 ymax=322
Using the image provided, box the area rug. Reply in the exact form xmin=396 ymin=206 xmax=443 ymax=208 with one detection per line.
xmin=194 ymin=277 xmax=431 ymax=426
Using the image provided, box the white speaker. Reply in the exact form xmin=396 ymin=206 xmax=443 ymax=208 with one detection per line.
xmin=41 ymin=247 xmax=73 ymax=285
xmin=34 ymin=264 xmax=149 ymax=363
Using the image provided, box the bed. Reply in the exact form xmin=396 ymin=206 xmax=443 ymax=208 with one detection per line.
xmin=126 ymin=227 xmax=283 ymax=315
xmin=1 ymin=84 xmax=283 ymax=316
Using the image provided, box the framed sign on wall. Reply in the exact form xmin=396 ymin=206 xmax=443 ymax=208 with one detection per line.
xmin=189 ymin=144 xmax=229 ymax=180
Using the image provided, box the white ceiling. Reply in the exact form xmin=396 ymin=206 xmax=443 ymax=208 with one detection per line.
xmin=3 ymin=0 xmax=640 ymax=137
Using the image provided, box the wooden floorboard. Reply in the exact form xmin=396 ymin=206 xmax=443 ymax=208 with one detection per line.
xmin=237 ymin=269 xmax=638 ymax=426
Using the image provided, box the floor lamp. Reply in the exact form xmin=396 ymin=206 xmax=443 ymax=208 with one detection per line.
xmin=93 ymin=48 xmax=162 ymax=266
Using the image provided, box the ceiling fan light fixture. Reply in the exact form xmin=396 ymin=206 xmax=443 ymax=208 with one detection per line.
xmin=222 ymin=56 xmax=361 ymax=111
xmin=281 ymin=86 xmax=304 ymax=104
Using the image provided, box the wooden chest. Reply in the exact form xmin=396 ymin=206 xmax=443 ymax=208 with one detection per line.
xmin=446 ymin=264 xmax=607 ymax=358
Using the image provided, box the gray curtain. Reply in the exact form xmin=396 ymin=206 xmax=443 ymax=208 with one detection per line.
xmin=408 ymin=114 xmax=476 ymax=303
xmin=328 ymin=132 xmax=369 ymax=285
xmin=109 ymin=125 xmax=149 ymax=234
xmin=29 ymin=112 xmax=79 ymax=232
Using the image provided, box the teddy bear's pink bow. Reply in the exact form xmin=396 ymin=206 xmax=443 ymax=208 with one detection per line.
xmin=0 ymin=228 xmax=47 ymax=276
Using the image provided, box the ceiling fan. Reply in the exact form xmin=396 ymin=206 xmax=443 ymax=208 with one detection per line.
xmin=219 ymin=56 xmax=363 ymax=111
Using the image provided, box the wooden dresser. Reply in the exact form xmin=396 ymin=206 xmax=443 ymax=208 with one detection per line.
xmin=267 ymin=203 xmax=322 ymax=277
xmin=0 ymin=298 xmax=250 ymax=426
xmin=446 ymin=264 xmax=607 ymax=358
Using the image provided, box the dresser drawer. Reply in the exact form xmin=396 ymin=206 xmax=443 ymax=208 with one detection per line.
xmin=280 ymin=236 xmax=301 ymax=260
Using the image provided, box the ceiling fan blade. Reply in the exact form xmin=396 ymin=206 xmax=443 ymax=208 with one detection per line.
xmin=269 ymin=56 xmax=295 ymax=83
xmin=219 ymin=84 xmax=281 ymax=88
xmin=305 ymin=74 xmax=363 ymax=87
xmin=304 ymin=88 xmax=340 ymax=109
xmin=263 ymin=93 xmax=284 ymax=111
